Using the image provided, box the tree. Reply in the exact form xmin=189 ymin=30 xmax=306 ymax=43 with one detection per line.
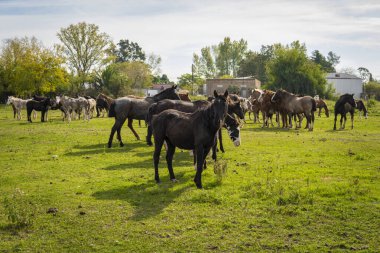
xmin=177 ymin=73 xmax=204 ymax=94
xmin=266 ymin=41 xmax=328 ymax=96
xmin=238 ymin=45 xmax=274 ymax=84
xmin=193 ymin=37 xmax=247 ymax=78
xmin=0 ymin=37 xmax=68 ymax=96
xmin=57 ymin=22 xmax=112 ymax=89
xmin=364 ymin=81 xmax=380 ymax=100
xmin=115 ymin=39 xmax=145 ymax=62
xmin=358 ymin=67 xmax=373 ymax=83
xmin=146 ymin=53 xmax=162 ymax=76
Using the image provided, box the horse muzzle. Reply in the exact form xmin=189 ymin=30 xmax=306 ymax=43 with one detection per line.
xmin=233 ymin=139 xmax=241 ymax=147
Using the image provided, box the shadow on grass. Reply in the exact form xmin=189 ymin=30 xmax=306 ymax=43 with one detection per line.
xmin=92 ymin=173 xmax=190 ymax=220
xmin=102 ymin=151 xmax=194 ymax=170
xmin=66 ymin=142 xmax=153 ymax=156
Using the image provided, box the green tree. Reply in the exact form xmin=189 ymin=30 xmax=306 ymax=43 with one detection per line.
xmin=364 ymin=81 xmax=380 ymax=100
xmin=177 ymin=73 xmax=204 ymax=94
xmin=115 ymin=39 xmax=146 ymax=62
xmin=0 ymin=37 xmax=68 ymax=96
xmin=266 ymin=41 xmax=327 ymax=96
xmin=57 ymin=22 xmax=112 ymax=89
xmin=238 ymin=45 xmax=274 ymax=84
xmin=193 ymin=37 xmax=247 ymax=78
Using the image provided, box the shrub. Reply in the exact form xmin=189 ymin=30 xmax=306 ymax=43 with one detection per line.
xmin=3 ymin=189 xmax=37 ymax=228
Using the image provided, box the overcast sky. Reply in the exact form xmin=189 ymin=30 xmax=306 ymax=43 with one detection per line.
xmin=0 ymin=0 xmax=379 ymax=81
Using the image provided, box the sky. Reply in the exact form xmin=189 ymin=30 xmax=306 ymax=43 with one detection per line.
xmin=0 ymin=0 xmax=379 ymax=82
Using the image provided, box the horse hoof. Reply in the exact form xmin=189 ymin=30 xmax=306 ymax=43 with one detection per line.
xmin=120 ymin=143 xmax=124 ymax=147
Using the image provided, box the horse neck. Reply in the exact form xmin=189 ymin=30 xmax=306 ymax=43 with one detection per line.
xmin=152 ymin=89 xmax=177 ymax=102
xmin=203 ymin=103 xmax=225 ymax=131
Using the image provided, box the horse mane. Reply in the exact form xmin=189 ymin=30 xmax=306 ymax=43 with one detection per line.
xmin=97 ymin=93 xmax=114 ymax=105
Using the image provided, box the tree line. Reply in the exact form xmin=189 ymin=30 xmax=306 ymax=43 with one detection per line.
xmin=1 ymin=22 xmax=379 ymax=100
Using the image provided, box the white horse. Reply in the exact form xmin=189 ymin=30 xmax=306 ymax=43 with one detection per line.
xmin=6 ymin=96 xmax=36 ymax=120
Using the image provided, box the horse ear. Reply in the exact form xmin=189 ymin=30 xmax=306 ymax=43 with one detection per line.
xmin=172 ymin=85 xmax=177 ymax=89
xmin=224 ymin=90 xmax=229 ymax=98
xmin=214 ymin=90 xmax=218 ymax=98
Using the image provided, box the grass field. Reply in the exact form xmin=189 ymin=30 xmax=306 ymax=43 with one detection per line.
xmin=0 ymin=101 xmax=379 ymax=252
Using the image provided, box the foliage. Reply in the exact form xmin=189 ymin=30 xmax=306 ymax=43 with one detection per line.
xmin=310 ymin=50 xmax=340 ymax=72
xmin=238 ymin=45 xmax=274 ymax=84
xmin=364 ymin=81 xmax=380 ymax=100
xmin=0 ymin=37 xmax=69 ymax=96
xmin=146 ymin=53 xmax=162 ymax=76
xmin=358 ymin=67 xmax=374 ymax=83
xmin=227 ymin=85 xmax=240 ymax=94
xmin=93 ymin=61 xmax=152 ymax=97
xmin=57 ymin=22 xmax=112 ymax=88
xmin=3 ymin=188 xmax=37 ymax=228
xmin=177 ymin=73 xmax=204 ymax=94
xmin=366 ymin=99 xmax=377 ymax=108
xmin=114 ymin=39 xmax=146 ymax=62
xmin=193 ymin=37 xmax=247 ymax=78
xmin=152 ymin=74 xmax=170 ymax=84
xmin=266 ymin=41 xmax=328 ymax=96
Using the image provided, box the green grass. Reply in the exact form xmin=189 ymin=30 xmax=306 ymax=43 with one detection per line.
xmin=0 ymin=102 xmax=379 ymax=252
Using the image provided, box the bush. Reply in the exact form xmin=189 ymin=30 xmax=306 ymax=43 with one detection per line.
xmin=367 ymin=99 xmax=376 ymax=108
xmin=3 ymin=189 xmax=37 ymax=228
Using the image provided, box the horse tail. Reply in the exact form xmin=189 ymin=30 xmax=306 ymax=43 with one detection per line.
xmin=146 ymin=103 xmax=157 ymax=126
xmin=108 ymin=102 xmax=116 ymax=117
xmin=311 ymin=99 xmax=317 ymax=112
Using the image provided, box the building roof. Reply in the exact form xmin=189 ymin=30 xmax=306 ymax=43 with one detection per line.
xmin=206 ymin=76 xmax=257 ymax=81
xmin=326 ymin=73 xmax=361 ymax=80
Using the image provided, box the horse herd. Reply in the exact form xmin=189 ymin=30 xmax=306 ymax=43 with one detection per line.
xmin=5 ymin=86 xmax=369 ymax=188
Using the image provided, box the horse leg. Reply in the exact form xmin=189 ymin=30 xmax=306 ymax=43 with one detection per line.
xmin=138 ymin=120 xmax=141 ymax=127
xmin=108 ymin=118 xmax=124 ymax=148
xmin=212 ymin=141 xmax=217 ymax=161
xmin=333 ymin=113 xmax=338 ymax=130
xmin=165 ymin=140 xmax=177 ymax=182
xmin=117 ymin=118 xmax=127 ymax=147
xmin=351 ymin=112 xmax=354 ymax=129
xmin=305 ymin=114 xmax=311 ymax=131
xmin=318 ymin=107 xmax=321 ymax=117
xmin=194 ymin=146 xmax=205 ymax=189
xmin=218 ymin=129 xmax=224 ymax=153
xmin=127 ymin=118 xmax=140 ymax=140
xmin=311 ymin=111 xmax=315 ymax=131
xmin=153 ymin=137 xmax=164 ymax=184
xmin=41 ymin=111 xmax=45 ymax=122
xmin=146 ymin=125 xmax=154 ymax=146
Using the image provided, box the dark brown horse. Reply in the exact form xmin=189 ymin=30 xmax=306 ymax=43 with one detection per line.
xmin=108 ymin=85 xmax=180 ymax=148
xmin=96 ymin=93 xmax=114 ymax=117
xmin=271 ymin=89 xmax=316 ymax=131
xmin=26 ymin=98 xmax=56 ymax=122
xmin=355 ymin=99 xmax=368 ymax=119
xmin=152 ymin=90 xmax=229 ymax=189
xmin=333 ymin=94 xmax=356 ymax=130
xmin=316 ymin=99 xmax=329 ymax=117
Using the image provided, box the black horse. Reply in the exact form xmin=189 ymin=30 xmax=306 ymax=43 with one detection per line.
xmin=146 ymin=98 xmax=244 ymax=149
xmin=333 ymin=94 xmax=356 ymax=130
xmin=355 ymin=100 xmax=368 ymax=119
xmin=108 ymin=85 xmax=180 ymax=148
xmin=26 ymin=98 xmax=55 ymax=122
xmin=152 ymin=90 xmax=229 ymax=189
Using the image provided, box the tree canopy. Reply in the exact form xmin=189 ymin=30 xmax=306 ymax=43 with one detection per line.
xmin=266 ymin=41 xmax=328 ymax=96
xmin=57 ymin=22 xmax=112 ymax=89
xmin=0 ymin=37 xmax=68 ymax=96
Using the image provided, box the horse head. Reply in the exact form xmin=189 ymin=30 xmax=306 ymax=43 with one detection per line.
xmin=6 ymin=96 xmax=14 ymax=105
xmin=153 ymin=85 xmax=180 ymax=101
xmin=213 ymin=90 xmax=229 ymax=126
xmin=225 ymin=114 xmax=241 ymax=147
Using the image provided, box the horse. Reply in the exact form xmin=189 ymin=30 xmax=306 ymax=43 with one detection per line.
xmin=178 ymin=91 xmax=191 ymax=102
xmin=145 ymin=98 xmax=242 ymax=161
xmin=26 ymin=98 xmax=55 ymax=122
xmin=333 ymin=94 xmax=356 ymax=130
xmin=316 ymin=99 xmax=329 ymax=117
xmin=258 ymin=90 xmax=279 ymax=128
xmin=107 ymin=85 xmax=180 ymax=148
xmin=355 ymin=100 xmax=368 ymax=119
xmin=152 ymin=90 xmax=229 ymax=189
xmin=271 ymin=89 xmax=316 ymax=131
xmin=6 ymin=96 xmax=31 ymax=120
xmin=96 ymin=93 xmax=114 ymax=117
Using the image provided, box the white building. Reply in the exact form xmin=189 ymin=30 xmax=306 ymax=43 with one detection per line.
xmin=326 ymin=73 xmax=363 ymax=99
